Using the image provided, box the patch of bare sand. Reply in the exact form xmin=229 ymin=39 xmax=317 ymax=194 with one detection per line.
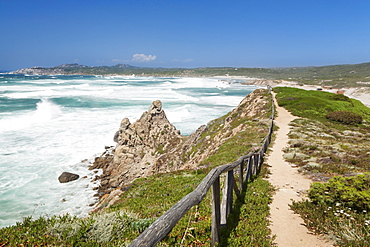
xmin=266 ymin=94 xmax=333 ymax=247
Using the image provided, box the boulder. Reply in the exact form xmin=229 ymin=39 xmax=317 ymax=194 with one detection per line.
xmin=58 ymin=172 xmax=80 ymax=183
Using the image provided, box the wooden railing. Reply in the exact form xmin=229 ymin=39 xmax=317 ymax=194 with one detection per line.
xmin=130 ymin=88 xmax=275 ymax=247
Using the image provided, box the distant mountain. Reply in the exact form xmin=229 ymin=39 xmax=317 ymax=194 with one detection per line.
xmin=58 ymin=63 xmax=90 ymax=68
xmin=9 ymin=63 xmax=141 ymax=76
xmin=9 ymin=62 xmax=370 ymax=87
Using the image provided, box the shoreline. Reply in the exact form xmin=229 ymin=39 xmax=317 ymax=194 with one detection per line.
xmin=4 ymin=71 xmax=370 ymax=107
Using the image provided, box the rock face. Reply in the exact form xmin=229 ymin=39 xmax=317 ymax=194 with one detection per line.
xmin=90 ymin=89 xmax=272 ymax=207
xmin=91 ymin=100 xmax=187 ymax=195
xmin=58 ymin=172 xmax=80 ymax=183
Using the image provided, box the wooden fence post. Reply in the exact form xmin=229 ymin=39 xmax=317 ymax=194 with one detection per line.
xmin=221 ymin=171 xmax=233 ymax=226
xmin=245 ymin=157 xmax=252 ymax=182
xmin=211 ymin=176 xmax=221 ymax=246
xmin=239 ymin=160 xmax=244 ymax=189
xmin=253 ymin=154 xmax=259 ymax=176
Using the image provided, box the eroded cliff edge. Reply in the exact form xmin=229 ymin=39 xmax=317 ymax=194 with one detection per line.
xmin=90 ymin=88 xmax=272 ymax=210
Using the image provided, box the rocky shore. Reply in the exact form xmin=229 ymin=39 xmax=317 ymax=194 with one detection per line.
xmin=89 ymin=89 xmax=272 ymax=210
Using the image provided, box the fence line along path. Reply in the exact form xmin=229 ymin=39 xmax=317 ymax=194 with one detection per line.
xmin=130 ymin=88 xmax=274 ymax=247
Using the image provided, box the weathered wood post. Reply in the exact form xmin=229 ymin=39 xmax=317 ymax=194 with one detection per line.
xmin=221 ymin=171 xmax=234 ymax=225
xmin=211 ymin=176 xmax=221 ymax=246
xmin=258 ymin=149 xmax=264 ymax=173
xmin=253 ymin=154 xmax=259 ymax=176
xmin=239 ymin=160 xmax=244 ymax=189
xmin=245 ymin=157 xmax=252 ymax=182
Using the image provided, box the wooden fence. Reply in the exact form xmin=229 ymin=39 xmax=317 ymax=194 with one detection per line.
xmin=130 ymin=88 xmax=275 ymax=247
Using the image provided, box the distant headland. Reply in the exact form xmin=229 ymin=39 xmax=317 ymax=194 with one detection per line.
xmin=9 ymin=62 xmax=370 ymax=88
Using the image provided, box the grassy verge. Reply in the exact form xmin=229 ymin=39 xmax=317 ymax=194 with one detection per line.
xmin=274 ymin=87 xmax=370 ymax=246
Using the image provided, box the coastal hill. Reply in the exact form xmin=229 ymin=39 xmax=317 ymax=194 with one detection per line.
xmin=91 ymin=88 xmax=272 ymax=210
xmin=10 ymin=62 xmax=370 ymax=87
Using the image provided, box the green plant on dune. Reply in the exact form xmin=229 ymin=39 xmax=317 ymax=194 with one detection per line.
xmin=291 ymin=174 xmax=370 ymax=246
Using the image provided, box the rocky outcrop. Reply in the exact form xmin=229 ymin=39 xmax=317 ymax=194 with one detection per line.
xmin=58 ymin=172 xmax=80 ymax=183
xmin=10 ymin=67 xmax=66 ymax=75
xmin=90 ymin=89 xmax=272 ymax=208
xmin=90 ymin=100 xmax=188 ymax=195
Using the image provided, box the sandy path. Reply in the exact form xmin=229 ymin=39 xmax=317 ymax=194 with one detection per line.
xmin=266 ymin=94 xmax=333 ymax=247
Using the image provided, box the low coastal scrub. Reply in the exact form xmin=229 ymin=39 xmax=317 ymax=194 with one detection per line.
xmin=274 ymin=87 xmax=370 ymax=245
xmin=326 ymin=111 xmax=363 ymax=125
xmin=274 ymin=87 xmax=370 ymax=123
xmin=291 ymin=174 xmax=370 ymax=246
xmin=0 ymin=212 xmax=154 ymax=246
xmin=275 ymin=87 xmax=370 ymax=177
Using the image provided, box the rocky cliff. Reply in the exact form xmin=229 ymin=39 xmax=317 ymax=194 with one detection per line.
xmin=90 ymin=88 xmax=272 ymax=209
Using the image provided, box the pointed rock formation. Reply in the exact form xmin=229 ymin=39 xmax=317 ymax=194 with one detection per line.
xmin=91 ymin=100 xmax=185 ymax=195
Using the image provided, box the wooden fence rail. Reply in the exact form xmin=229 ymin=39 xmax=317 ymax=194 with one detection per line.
xmin=130 ymin=87 xmax=275 ymax=247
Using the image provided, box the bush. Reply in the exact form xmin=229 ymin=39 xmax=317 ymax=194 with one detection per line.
xmin=330 ymin=94 xmax=352 ymax=102
xmin=308 ymin=173 xmax=370 ymax=211
xmin=326 ymin=111 xmax=363 ymax=125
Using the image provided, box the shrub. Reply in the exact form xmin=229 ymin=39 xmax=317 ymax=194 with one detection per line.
xmin=326 ymin=111 xmax=363 ymax=125
xmin=330 ymin=94 xmax=352 ymax=102
xmin=308 ymin=173 xmax=370 ymax=211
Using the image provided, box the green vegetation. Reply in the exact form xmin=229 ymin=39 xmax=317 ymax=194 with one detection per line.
xmin=274 ymin=87 xmax=370 ymax=123
xmin=219 ymin=169 xmax=274 ymax=246
xmin=274 ymin=87 xmax=370 ymax=246
xmin=0 ymin=212 xmax=154 ymax=246
xmin=308 ymin=174 xmax=370 ymax=211
xmin=291 ymin=174 xmax=370 ymax=246
xmin=274 ymin=87 xmax=370 ymax=176
xmin=326 ymin=111 xmax=363 ymax=125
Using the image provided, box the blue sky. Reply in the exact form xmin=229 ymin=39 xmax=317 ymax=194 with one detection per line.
xmin=1 ymin=0 xmax=370 ymax=70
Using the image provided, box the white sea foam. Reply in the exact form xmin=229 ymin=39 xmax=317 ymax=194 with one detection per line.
xmin=0 ymin=75 xmax=259 ymax=228
xmin=0 ymin=98 xmax=62 ymax=132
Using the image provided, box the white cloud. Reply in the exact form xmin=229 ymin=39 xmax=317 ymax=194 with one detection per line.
xmin=132 ymin=54 xmax=157 ymax=62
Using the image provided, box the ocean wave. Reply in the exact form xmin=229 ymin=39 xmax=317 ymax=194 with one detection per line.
xmin=0 ymin=98 xmax=62 ymax=132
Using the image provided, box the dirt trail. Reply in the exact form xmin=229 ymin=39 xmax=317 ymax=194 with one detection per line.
xmin=266 ymin=94 xmax=333 ymax=247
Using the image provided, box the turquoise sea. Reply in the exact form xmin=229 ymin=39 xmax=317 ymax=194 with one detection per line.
xmin=0 ymin=74 xmax=260 ymax=228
